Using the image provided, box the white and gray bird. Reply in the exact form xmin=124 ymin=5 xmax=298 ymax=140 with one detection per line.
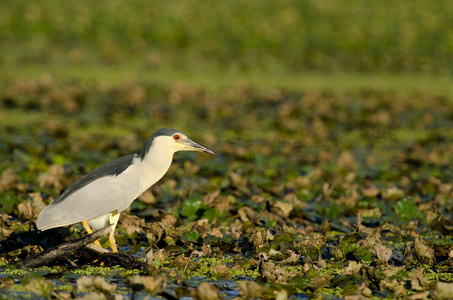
xmin=36 ymin=128 xmax=214 ymax=252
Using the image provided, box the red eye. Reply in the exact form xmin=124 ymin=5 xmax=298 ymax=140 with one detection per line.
xmin=173 ymin=134 xmax=181 ymax=140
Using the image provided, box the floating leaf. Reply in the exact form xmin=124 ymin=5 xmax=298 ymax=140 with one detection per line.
xmin=395 ymin=198 xmax=425 ymax=222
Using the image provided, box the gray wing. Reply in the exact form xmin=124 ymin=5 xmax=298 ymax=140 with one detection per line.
xmin=36 ymin=154 xmax=142 ymax=230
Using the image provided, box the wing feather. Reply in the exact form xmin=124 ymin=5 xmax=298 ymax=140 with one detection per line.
xmin=37 ymin=157 xmax=142 ymax=230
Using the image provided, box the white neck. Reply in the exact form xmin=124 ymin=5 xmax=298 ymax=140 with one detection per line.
xmin=135 ymin=142 xmax=175 ymax=196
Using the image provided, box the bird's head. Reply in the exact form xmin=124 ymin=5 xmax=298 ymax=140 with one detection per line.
xmin=141 ymin=128 xmax=214 ymax=160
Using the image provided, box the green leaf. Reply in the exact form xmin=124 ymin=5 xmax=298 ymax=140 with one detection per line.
xmin=180 ymin=198 xmax=207 ymax=221
xmin=182 ymin=231 xmax=200 ymax=243
xmin=353 ymin=247 xmax=373 ymax=263
xmin=394 ymin=198 xmax=425 ymax=223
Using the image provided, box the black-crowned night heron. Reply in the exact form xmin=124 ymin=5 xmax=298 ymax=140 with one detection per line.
xmin=36 ymin=128 xmax=214 ymax=252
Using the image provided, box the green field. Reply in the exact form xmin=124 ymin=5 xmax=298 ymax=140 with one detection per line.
xmin=1 ymin=1 xmax=453 ymax=299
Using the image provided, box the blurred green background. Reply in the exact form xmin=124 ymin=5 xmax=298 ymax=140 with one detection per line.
xmin=1 ymin=0 xmax=452 ymax=90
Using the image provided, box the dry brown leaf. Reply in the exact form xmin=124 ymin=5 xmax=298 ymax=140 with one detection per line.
xmin=77 ymin=276 xmax=116 ymax=294
xmin=153 ymin=249 xmax=168 ymax=262
xmin=380 ymin=279 xmax=406 ymax=297
xmin=208 ymin=227 xmax=223 ymax=239
xmin=237 ymin=280 xmax=266 ymax=298
xmin=0 ymin=168 xmax=19 ymax=191
xmin=414 ymin=236 xmax=435 ymax=265
xmin=78 ymin=292 xmax=108 ymax=300
xmin=260 ymin=260 xmax=293 ymax=283
xmin=28 ymin=192 xmax=47 ymax=219
xmin=184 ymin=161 xmax=200 ymax=174
xmin=363 ymin=186 xmax=380 ymax=198
xmin=307 ymin=233 xmax=326 ymax=248
xmin=120 ymin=214 xmax=144 ymax=235
xmin=382 ymin=266 xmax=400 ymax=278
xmin=77 ymin=276 xmax=93 ymax=291
xmin=308 ymin=277 xmax=329 ymax=290
xmin=382 ymin=187 xmax=404 ymax=201
xmin=230 ymin=221 xmax=242 ymax=241
xmin=361 ymin=235 xmax=392 ymax=264
xmin=358 ymin=207 xmax=382 ymax=219
xmin=145 ymin=249 xmax=153 ymax=266
xmin=408 ymin=291 xmax=430 ymax=300
xmin=281 ymin=250 xmax=301 ymax=264
xmin=284 ymin=193 xmax=308 ymax=211
xmin=274 ymin=289 xmax=288 ymax=300
xmin=141 ymin=275 xmax=167 ymax=294
xmin=213 ymin=264 xmax=231 ymax=279
xmin=337 ymin=151 xmax=355 ymax=169
xmin=238 ymin=206 xmax=255 ymax=222
xmin=273 ymin=201 xmax=293 ymax=218
xmin=228 ymin=172 xmax=250 ymax=193
xmin=203 ymin=190 xmax=221 ymax=206
xmin=338 ymin=188 xmax=359 ymax=207
xmin=409 ymin=269 xmax=429 ymax=291
xmin=373 ymin=243 xmax=392 ymax=264
xmin=433 ymin=282 xmax=453 ymax=299
xmin=23 ymin=277 xmax=54 ymax=297
xmin=160 ymin=214 xmax=178 ymax=226
xmin=191 ymin=282 xmax=222 ymax=300
xmin=343 ymin=261 xmax=363 ymax=275
xmin=322 ymin=182 xmax=333 ymax=199
xmin=249 ymin=230 xmax=263 ymax=247
xmin=18 ymin=200 xmax=33 ymax=220
xmin=194 ymin=219 xmax=209 ymax=226
xmin=290 ymin=176 xmax=312 ymax=189
xmin=139 ymin=190 xmax=156 ymax=204
xmin=0 ymin=277 xmax=15 ymax=290
xmin=92 ymin=277 xmax=117 ymax=294
xmin=39 ymin=164 xmax=64 ymax=190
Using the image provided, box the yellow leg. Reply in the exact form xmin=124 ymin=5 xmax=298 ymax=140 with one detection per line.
xmin=108 ymin=211 xmax=120 ymax=252
xmin=82 ymin=220 xmax=102 ymax=248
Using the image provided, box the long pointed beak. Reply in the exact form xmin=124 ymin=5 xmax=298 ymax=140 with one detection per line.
xmin=184 ymin=139 xmax=215 ymax=155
